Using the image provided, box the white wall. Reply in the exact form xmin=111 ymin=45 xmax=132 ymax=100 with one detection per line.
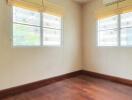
xmin=83 ymin=0 xmax=132 ymax=80
xmin=0 ymin=0 xmax=82 ymax=90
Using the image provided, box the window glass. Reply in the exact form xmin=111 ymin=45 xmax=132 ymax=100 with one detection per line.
xmin=120 ymin=12 xmax=132 ymax=46
xmin=121 ymin=12 xmax=132 ymax=28
xmin=43 ymin=13 xmax=62 ymax=46
xmin=98 ymin=15 xmax=118 ymax=31
xmin=98 ymin=15 xmax=118 ymax=46
xmin=43 ymin=13 xmax=61 ymax=29
xmin=43 ymin=28 xmax=61 ymax=46
xmin=13 ymin=24 xmax=40 ymax=46
xmin=13 ymin=7 xmax=62 ymax=47
xmin=98 ymin=30 xmax=118 ymax=46
xmin=120 ymin=28 xmax=132 ymax=46
xmin=13 ymin=6 xmax=40 ymax=26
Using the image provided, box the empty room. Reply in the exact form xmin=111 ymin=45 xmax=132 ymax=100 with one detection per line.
xmin=0 ymin=0 xmax=132 ymax=99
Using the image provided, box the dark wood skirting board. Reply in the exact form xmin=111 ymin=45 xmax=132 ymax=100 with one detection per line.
xmin=82 ymin=70 xmax=132 ymax=86
xmin=0 ymin=70 xmax=82 ymax=99
xmin=0 ymin=70 xmax=132 ymax=99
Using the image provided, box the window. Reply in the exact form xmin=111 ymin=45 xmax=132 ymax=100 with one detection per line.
xmin=13 ymin=6 xmax=62 ymax=47
xmin=120 ymin=12 xmax=132 ymax=46
xmin=43 ymin=13 xmax=62 ymax=46
xmin=13 ymin=7 xmax=41 ymax=46
xmin=97 ymin=12 xmax=132 ymax=47
xmin=98 ymin=15 xmax=118 ymax=46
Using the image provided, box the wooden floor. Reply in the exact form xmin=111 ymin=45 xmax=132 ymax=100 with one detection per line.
xmin=3 ymin=75 xmax=132 ymax=100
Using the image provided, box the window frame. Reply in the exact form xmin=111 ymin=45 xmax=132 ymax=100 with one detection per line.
xmin=11 ymin=6 xmax=63 ymax=48
xmin=97 ymin=13 xmax=132 ymax=48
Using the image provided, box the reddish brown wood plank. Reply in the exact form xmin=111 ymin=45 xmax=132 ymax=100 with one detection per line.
xmin=0 ymin=71 xmax=82 ymax=99
xmin=3 ymin=75 xmax=132 ymax=100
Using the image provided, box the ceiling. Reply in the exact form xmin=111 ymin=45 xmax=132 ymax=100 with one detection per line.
xmin=73 ymin=0 xmax=92 ymax=4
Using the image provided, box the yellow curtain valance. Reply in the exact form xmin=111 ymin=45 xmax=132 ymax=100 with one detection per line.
xmin=44 ymin=1 xmax=64 ymax=16
xmin=96 ymin=0 xmax=132 ymax=19
xmin=8 ymin=0 xmax=64 ymax=16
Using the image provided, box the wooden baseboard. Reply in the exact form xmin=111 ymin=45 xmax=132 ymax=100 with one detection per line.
xmin=0 ymin=70 xmax=82 ymax=99
xmin=82 ymin=70 xmax=132 ymax=86
xmin=0 ymin=70 xmax=131 ymax=99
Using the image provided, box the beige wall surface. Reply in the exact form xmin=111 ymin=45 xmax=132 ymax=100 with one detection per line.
xmin=1 ymin=0 xmax=132 ymax=91
xmin=83 ymin=0 xmax=132 ymax=80
xmin=0 ymin=0 xmax=82 ymax=90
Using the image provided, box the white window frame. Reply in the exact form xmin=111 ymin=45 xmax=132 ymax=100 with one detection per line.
xmin=97 ymin=13 xmax=132 ymax=48
xmin=12 ymin=6 xmax=63 ymax=48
